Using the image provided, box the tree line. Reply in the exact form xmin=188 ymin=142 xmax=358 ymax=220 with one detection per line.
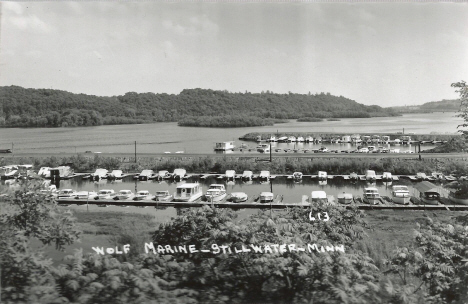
xmin=0 ymin=86 xmax=398 ymax=128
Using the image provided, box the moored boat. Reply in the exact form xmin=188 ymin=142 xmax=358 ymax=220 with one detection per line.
xmin=259 ymin=192 xmax=274 ymax=204
xmin=310 ymin=191 xmax=328 ymax=203
xmin=173 ymin=183 xmax=203 ymax=202
xmin=58 ymin=189 xmax=77 ymax=199
xmin=365 ymin=170 xmax=376 ymax=181
xmin=229 ymin=192 xmax=248 ymax=203
xmin=214 ymin=141 xmax=235 ymax=151
xmin=171 ymin=168 xmax=187 ymax=181
xmin=259 ymin=171 xmax=270 ymax=181
xmin=154 ymin=190 xmax=173 ymax=201
xmin=363 ymin=187 xmax=380 ymax=205
xmin=107 ymin=170 xmax=123 ymax=180
xmin=95 ymin=189 xmax=115 ymax=200
xmin=242 ymin=170 xmax=253 ymax=181
xmin=318 ymin=171 xmax=327 ymax=180
xmin=134 ymin=190 xmax=151 ymax=200
xmin=116 ymin=190 xmax=134 ymax=200
xmin=392 ymin=185 xmax=410 ymax=205
xmin=337 ymin=192 xmax=353 ymax=204
xmin=138 ymin=170 xmax=154 ymax=181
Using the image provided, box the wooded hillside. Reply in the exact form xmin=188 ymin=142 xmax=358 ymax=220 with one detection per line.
xmin=0 ymin=86 xmax=397 ymax=127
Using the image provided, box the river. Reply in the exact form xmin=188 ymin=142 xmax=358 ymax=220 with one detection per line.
xmin=0 ymin=112 xmax=461 ymax=154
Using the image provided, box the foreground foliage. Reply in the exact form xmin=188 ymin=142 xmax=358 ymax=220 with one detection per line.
xmin=1 ymin=186 xmax=468 ymax=303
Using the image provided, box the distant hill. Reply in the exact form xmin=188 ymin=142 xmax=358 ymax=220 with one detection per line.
xmin=0 ymin=86 xmax=398 ymax=127
xmin=391 ymin=99 xmax=460 ymax=113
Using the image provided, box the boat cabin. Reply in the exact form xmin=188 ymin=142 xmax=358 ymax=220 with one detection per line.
xmin=259 ymin=192 xmax=274 ymax=203
xmin=174 ymin=183 xmax=203 ymax=201
xmin=214 ymin=141 xmax=235 ymax=151
xmin=209 ymin=184 xmax=226 ymax=192
xmin=311 ymin=191 xmax=327 ymax=203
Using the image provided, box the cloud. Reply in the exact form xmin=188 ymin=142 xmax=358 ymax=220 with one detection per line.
xmin=162 ymin=15 xmax=218 ymax=37
xmin=3 ymin=2 xmax=24 ymax=15
xmin=7 ymin=14 xmax=52 ymax=33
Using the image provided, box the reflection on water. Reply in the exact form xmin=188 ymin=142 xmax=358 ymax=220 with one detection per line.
xmin=2 ymin=175 xmax=449 ymax=210
xmin=0 ymin=113 xmax=460 ymax=154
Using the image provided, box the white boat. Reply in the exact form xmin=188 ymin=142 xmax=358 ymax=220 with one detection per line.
xmin=297 ymin=136 xmax=304 ymax=142
xmin=318 ymin=171 xmax=327 ymax=180
xmin=154 ymin=190 xmax=173 ymax=202
xmin=224 ymin=170 xmax=236 ymax=180
xmin=341 ymin=136 xmax=351 ymax=143
xmin=401 ymin=136 xmax=411 ymax=145
xmin=393 ymin=139 xmax=401 ymax=144
xmin=117 ymin=190 xmax=134 ymax=200
xmin=292 ymin=172 xmax=303 ymax=180
xmin=138 ymin=170 xmax=154 ymax=181
xmin=205 ymin=188 xmax=227 ymax=202
xmin=382 ymin=172 xmax=392 ymax=181
xmin=259 ymin=192 xmax=274 ymax=204
xmin=156 ymin=170 xmax=171 ymax=180
xmin=318 ymin=146 xmax=329 ymax=152
xmin=259 ymin=171 xmax=270 ymax=181
xmin=363 ymin=136 xmax=371 ymax=143
xmin=371 ymin=135 xmax=381 ymax=143
xmin=416 ymin=172 xmax=428 ymax=181
xmin=214 ymin=141 xmax=235 ymax=151
xmin=288 ymin=136 xmax=296 ymax=142
xmin=134 ymin=190 xmax=151 ymax=201
xmin=337 ymin=192 xmax=353 ymax=204
xmin=107 ymin=170 xmax=123 ymax=180
xmin=242 ymin=170 xmax=253 ymax=181
xmin=349 ymin=172 xmax=359 ymax=181
xmin=95 ymin=189 xmax=115 ymax=200
xmin=58 ymin=189 xmax=77 ymax=199
xmin=363 ymin=187 xmax=380 ymax=205
xmin=74 ymin=191 xmax=98 ymax=200
xmin=392 ymin=185 xmax=410 ymax=205
xmin=278 ymin=136 xmax=288 ymax=142
xmin=91 ymin=168 xmax=108 ymax=181
xmin=256 ymin=136 xmax=262 ymax=142
xmin=305 ymin=136 xmax=314 ymax=142
xmin=268 ymin=136 xmax=277 ymax=142
xmin=38 ymin=167 xmax=51 ymax=178
xmin=257 ymin=143 xmax=270 ymax=153
xmin=311 ymin=191 xmax=328 ymax=203
xmin=50 ymin=166 xmax=74 ymax=179
xmin=172 ymin=168 xmax=187 ymax=181
xmin=382 ymin=136 xmax=390 ymax=143
xmin=359 ymin=147 xmax=369 ymax=153
xmin=431 ymin=172 xmax=445 ymax=180
xmin=39 ymin=185 xmax=58 ymax=196
xmin=173 ymin=183 xmax=203 ymax=202
xmin=365 ymin=170 xmax=376 ymax=181
xmin=230 ymin=192 xmax=248 ymax=203
xmin=0 ymin=165 xmax=18 ymax=179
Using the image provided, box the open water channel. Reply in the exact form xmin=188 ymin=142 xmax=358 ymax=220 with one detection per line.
xmin=0 ymin=112 xmax=461 ymax=154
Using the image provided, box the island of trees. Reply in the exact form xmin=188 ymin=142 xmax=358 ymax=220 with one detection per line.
xmin=0 ymin=86 xmax=398 ymax=128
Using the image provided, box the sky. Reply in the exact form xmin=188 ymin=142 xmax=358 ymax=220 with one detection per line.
xmin=1 ymin=2 xmax=468 ymax=107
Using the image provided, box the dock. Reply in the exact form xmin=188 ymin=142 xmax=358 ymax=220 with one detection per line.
xmin=57 ymin=198 xmax=468 ymax=211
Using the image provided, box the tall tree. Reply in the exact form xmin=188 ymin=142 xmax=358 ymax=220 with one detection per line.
xmin=452 ymin=81 xmax=468 ymax=138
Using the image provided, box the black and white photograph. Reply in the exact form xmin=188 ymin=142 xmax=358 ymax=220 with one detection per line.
xmin=1 ymin=1 xmax=468 ymax=303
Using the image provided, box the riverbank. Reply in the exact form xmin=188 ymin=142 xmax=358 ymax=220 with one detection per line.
xmin=2 ymin=153 xmax=467 ymax=176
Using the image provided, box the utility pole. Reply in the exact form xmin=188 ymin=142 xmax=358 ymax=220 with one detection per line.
xmin=269 ymin=141 xmax=272 ymax=162
xmin=134 ymin=141 xmax=137 ymax=163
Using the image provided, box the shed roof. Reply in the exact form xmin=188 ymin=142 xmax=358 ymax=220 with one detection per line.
xmin=414 ymin=181 xmax=440 ymax=193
